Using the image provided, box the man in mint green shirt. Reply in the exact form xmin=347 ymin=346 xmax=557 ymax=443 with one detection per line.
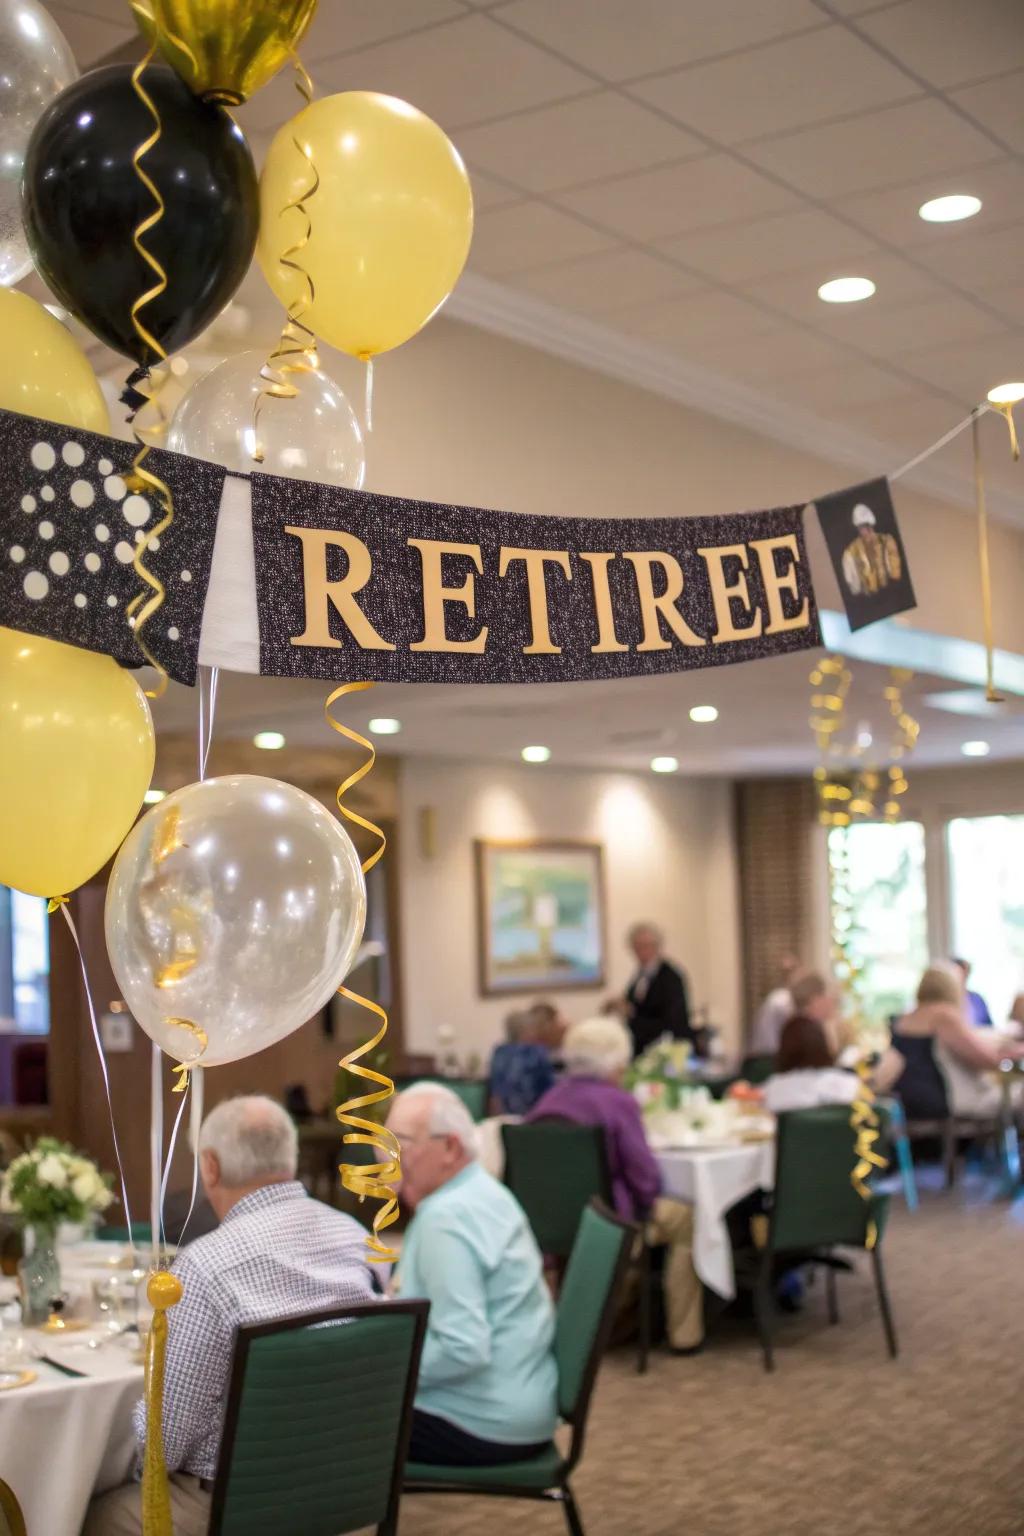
xmin=388 ymin=1082 xmax=558 ymax=1466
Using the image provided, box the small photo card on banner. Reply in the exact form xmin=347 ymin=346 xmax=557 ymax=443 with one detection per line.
xmin=813 ymin=477 xmax=916 ymax=633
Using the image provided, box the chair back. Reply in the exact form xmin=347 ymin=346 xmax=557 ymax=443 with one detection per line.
xmin=741 ymin=1053 xmax=776 ymax=1085
xmin=0 ymin=1479 xmax=26 ymax=1536
xmin=501 ymin=1121 xmax=612 ymax=1257
xmin=553 ymin=1201 xmax=634 ymax=1462
xmin=209 ymin=1300 xmax=428 ymax=1536
xmin=770 ymin=1104 xmax=891 ymax=1253
xmin=99 ymin=1221 xmax=153 ymax=1245
xmin=889 ymin=1031 xmax=950 ymax=1120
xmin=392 ymin=1076 xmax=489 ymax=1122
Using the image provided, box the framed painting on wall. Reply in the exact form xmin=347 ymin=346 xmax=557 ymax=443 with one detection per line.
xmin=475 ymin=840 xmax=606 ymax=996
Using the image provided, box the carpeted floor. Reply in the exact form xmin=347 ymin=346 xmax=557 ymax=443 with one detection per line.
xmin=399 ymin=1171 xmax=1024 ymax=1536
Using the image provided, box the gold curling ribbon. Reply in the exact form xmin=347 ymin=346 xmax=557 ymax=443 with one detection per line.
xmin=995 ymin=402 xmax=1020 ymax=462
xmin=971 ymin=410 xmax=1004 ymax=704
xmin=849 ymin=1059 xmax=887 ymax=1249
xmin=326 ymin=681 xmax=400 ymax=1262
xmin=126 ymin=41 xmax=174 ymax=701
xmin=252 ymin=54 xmax=320 ymax=463
xmin=142 ymin=1270 xmax=183 ymax=1536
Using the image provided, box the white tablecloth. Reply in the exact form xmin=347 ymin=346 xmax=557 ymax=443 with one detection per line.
xmin=0 ymin=1353 xmax=141 ymax=1536
xmin=656 ymin=1141 xmax=775 ymax=1300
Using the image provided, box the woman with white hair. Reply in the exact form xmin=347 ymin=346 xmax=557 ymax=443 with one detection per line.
xmin=526 ymin=1017 xmax=703 ymax=1353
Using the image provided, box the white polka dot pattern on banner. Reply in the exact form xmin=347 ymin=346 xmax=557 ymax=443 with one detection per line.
xmin=123 ymin=494 xmax=149 ymax=527
xmin=114 ymin=540 xmax=135 ymax=564
xmin=167 ymin=626 xmax=179 ymax=641
xmin=38 ymin=521 xmax=54 ymax=540
xmin=95 ymin=524 xmax=109 ymax=542
xmin=48 ymin=551 xmax=69 ymax=576
xmin=74 ymin=593 xmax=87 ymax=608
xmin=98 ymin=458 xmax=113 ymax=475
xmin=61 ymin=442 xmax=85 ymax=467
xmin=70 ymin=480 xmax=95 ymax=509
xmin=181 ymin=569 xmax=192 ymax=582
xmin=104 ymin=475 xmax=126 ymax=501
xmin=23 ymin=571 xmax=48 ymax=600
xmin=30 ymin=443 xmax=55 ymax=471
xmin=9 ymin=545 xmax=24 ymax=563
xmin=21 ymin=495 xmax=35 ymax=513
xmin=106 ymin=594 xmax=118 ymax=607
xmin=84 ymin=552 xmax=101 ymax=573
xmin=40 ymin=485 xmax=55 ymax=502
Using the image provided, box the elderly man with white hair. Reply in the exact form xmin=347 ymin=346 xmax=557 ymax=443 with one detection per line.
xmin=83 ymin=1095 xmax=374 ymax=1536
xmin=386 ymin=1081 xmax=558 ymax=1467
xmin=527 ymin=1017 xmax=702 ymax=1353
xmin=616 ymin=920 xmax=693 ymax=1056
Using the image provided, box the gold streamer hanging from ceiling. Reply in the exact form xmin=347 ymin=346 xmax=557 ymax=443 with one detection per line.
xmin=126 ymin=40 xmax=174 ymax=700
xmin=325 ymin=681 xmax=400 ymax=1262
xmin=252 ymin=54 xmax=320 ymax=463
xmin=971 ymin=409 xmax=1004 ymax=705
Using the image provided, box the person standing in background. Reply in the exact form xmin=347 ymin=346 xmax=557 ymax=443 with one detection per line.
xmin=748 ymin=953 xmax=802 ymax=1056
xmin=951 ymin=957 xmax=993 ymax=1026
xmin=610 ymin=922 xmax=693 ymax=1057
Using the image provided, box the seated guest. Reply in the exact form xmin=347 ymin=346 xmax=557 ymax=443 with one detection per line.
xmin=612 ymin=922 xmax=693 ymax=1055
xmin=951 ymin=956 xmax=993 ymax=1027
xmin=488 ymin=1008 xmax=556 ymax=1116
xmin=762 ymin=1016 xmax=859 ymax=1114
xmin=83 ymin=1095 xmax=374 ymax=1536
xmin=748 ymin=953 xmax=801 ymax=1056
xmin=891 ymin=963 xmax=1024 ymax=1117
xmin=386 ymin=1083 xmax=557 ymax=1466
xmin=527 ymin=1018 xmax=702 ymax=1353
xmin=527 ymin=999 xmax=570 ymax=1063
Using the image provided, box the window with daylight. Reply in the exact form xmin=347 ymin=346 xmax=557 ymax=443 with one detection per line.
xmin=0 ymin=885 xmax=50 ymax=1108
xmin=948 ymin=815 xmax=1024 ymax=1027
xmin=827 ymin=821 xmax=928 ymax=1026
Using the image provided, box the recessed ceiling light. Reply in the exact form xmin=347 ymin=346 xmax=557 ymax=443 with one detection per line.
xmin=521 ymin=745 xmax=551 ymax=764
xmin=253 ymin=730 xmax=285 ymax=750
xmin=689 ymin=705 xmax=718 ymax=723
xmin=961 ymin=740 xmax=991 ymax=758
xmin=143 ymin=788 xmax=166 ymax=804
xmin=987 ymin=382 xmax=1024 ymax=406
xmin=650 ymin=756 xmax=679 ymax=774
xmin=817 ymin=276 xmax=876 ymax=304
xmin=918 ymin=193 xmax=981 ymax=224
xmin=368 ymin=717 xmax=401 ymax=736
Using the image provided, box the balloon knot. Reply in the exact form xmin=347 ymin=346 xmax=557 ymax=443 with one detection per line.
xmin=46 ymin=895 xmax=69 ymax=914
xmin=120 ymin=364 xmax=151 ymax=419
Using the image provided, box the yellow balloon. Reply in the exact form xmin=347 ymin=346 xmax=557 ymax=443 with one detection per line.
xmin=0 ymin=630 xmax=155 ymax=898
xmin=0 ymin=290 xmax=109 ymax=435
xmin=258 ymin=91 xmax=474 ymax=360
xmin=134 ymin=0 xmax=318 ymax=105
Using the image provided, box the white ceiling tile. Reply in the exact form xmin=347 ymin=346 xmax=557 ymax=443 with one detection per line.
xmin=557 ymin=155 xmax=798 ymax=242
xmin=821 ymin=0 xmax=906 ymax=13
xmin=951 ymin=71 xmax=1024 ymax=155
xmin=492 ymin=0 xmax=823 ymax=82
xmin=456 ymin=92 xmax=704 ymax=194
xmin=508 ymin=247 xmax=699 ymax=314
xmin=843 ymin=391 xmax=979 ymax=449
xmin=659 ymin=324 xmax=853 ymax=380
xmin=48 ymin=3 xmax=134 ymax=65
xmin=899 ymin=334 xmax=1024 ymax=403
xmin=303 ymin=13 xmax=592 ymax=132
xmin=468 ymin=171 xmax=524 ymax=211
xmin=467 ymin=201 xmax=615 ymax=275
xmin=855 ymin=0 xmax=1024 ymax=90
xmin=910 ymin=221 xmax=1024 ymax=290
xmin=744 ymin=98 xmax=998 ymax=198
xmin=839 ymin=158 xmax=1023 ymax=247
xmin=814 ymin=294 xmax=1006 ymax=359
xmin=979 ymin=283 xmax=1024 ymax=328
xmin=657 ymin=207 xmax=879 ymax=286
xmin=737 ymin=250 xmax=947 ymax=327
xmin=302 ymin=0 xmax=468 ymax=63
xmin=633 ymin=26 xmax=917 ymax=144
xmin=773 ymin=359 xmax=922 ymax=412
xmin=612 ymin=288 xmax=778 ymax=347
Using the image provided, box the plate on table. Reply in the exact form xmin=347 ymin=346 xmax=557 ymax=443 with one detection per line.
xmin=0 ymin=1368 xmax=36 ymax=1391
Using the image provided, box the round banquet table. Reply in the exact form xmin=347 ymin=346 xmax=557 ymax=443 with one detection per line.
xmin=655 ymin=1140 xmax=775 ymax=1300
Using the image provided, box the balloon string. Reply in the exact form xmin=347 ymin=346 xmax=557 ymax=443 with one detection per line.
xmin=197 ymin=664 xmax=220 ymax=781
xmin=56 ymin=902 xmax=136 ymax=1260
xmin=252 ymin=53 xmax=320 ymax=463
xmin=326 ymin=682 xmax=398 ymax=1260
xmin=364 ymin=359 xmax=374 ymax=436
xmin=127 ymin=40 xmax=173 ymax=701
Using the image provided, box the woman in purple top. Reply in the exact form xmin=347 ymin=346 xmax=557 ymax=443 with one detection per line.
xmin=527 ymin=1017 xmax=703 ymax=1353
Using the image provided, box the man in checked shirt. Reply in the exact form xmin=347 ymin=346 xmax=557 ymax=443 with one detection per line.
xmin=82 ymin=1095 xmax=375 ymax=1536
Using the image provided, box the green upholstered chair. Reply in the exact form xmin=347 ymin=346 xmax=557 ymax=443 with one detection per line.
xmin=404 ymin=1199 xmax=634 ymax=1536
xmin=98 ymin=1222 xmax=152 ymax=1244
xmin=207 ymin=1299 xmax=428 ymax=1536
xmin=740 ymin=1104 xmax=897 ymax=1373
xmin=740 ymin=1053 xmax=776 ymax=1085
xmin=392 ymin=1076 xmax=489 ymax=1122
xmin=0 ymin=1479 xmax=26 ymax=1536
xmin=501 ymin=1121 xmax=652 ymax=1374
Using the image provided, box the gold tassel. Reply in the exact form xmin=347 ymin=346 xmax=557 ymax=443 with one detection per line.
xmin=142 ymin=1270 xmax=183 ymax=1536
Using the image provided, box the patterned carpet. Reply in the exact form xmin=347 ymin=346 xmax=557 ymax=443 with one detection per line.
xmin=399 ymin=1172 xmax=1024 ymax=1536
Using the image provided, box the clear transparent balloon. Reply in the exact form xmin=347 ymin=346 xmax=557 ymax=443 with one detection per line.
xmin=167 ymin=347 xmax=365 ymax=487
xmin=0 ymin=0 xmax=77 ymax=286
xmin=104 ymin=775 xmax=367 ymax=1068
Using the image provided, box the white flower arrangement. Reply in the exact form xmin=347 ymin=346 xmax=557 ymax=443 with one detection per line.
xmin=0 ymin=1137 xmax=114 ymax=1228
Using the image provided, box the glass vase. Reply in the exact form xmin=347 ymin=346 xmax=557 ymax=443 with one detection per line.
xmin=18 ymin=1222 xmax=61 ymax=1326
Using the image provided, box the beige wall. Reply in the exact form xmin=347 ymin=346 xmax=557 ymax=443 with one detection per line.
xmin=396 ymin=756 xmax=743 ymax=1063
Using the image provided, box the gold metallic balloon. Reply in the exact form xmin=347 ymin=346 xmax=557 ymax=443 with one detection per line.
xmin=133 ymin=0 xmax=318 ymax=105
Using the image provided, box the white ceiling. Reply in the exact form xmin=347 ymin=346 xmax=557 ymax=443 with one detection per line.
xmin=51 ymin=0 xmax=1024 ymax=507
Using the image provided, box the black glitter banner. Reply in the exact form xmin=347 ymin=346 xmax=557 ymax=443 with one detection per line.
xmin=0 ymin=408 xmax=223 ymax=685
xmin=251 ymin=476 xmax=822 ymax=684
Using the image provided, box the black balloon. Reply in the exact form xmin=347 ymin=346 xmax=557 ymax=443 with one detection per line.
xmin=22 ymin=65 xmax=258 ymax=364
